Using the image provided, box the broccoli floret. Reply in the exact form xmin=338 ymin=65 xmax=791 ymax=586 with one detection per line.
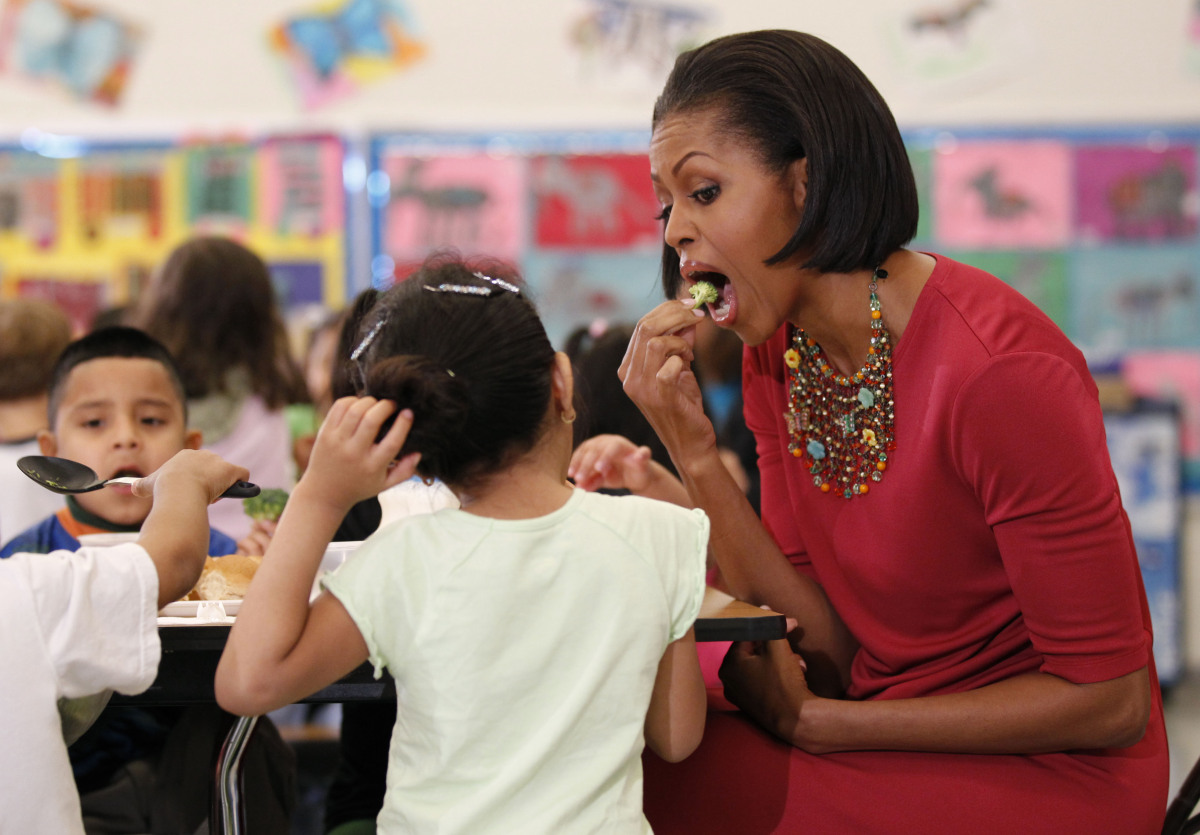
xmin=689 ymin=281 xmax=719 ymax=310
xmin=243 ymin=488 xmax=290 ymax=522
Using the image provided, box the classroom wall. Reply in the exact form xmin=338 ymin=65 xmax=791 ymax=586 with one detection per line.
xmin=0 ymin=0 xmax=1196 ymax=137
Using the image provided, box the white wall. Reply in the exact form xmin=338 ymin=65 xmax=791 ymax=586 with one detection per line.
xmin=0 ymin=0 xmax=1197 ymax=139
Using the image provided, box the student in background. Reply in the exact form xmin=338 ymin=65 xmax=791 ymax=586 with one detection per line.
xmin=0 ymin=297 xmax=73 ymax=545
xmin=0 ymin=449 xmax=248 ymax=835
xmin=217 ymin=257 xmax=707 ymax=834
xmin=132 ymin=236 xmax=308 ymax=542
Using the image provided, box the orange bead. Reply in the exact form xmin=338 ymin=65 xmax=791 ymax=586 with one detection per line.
xmin=871 ymin=310 xmax=882 ymax=320
xmin=858 ymin=484 xmax=869 ymax=494
xmin=876 ymin=461 xmax=887 ymax=471
xmin=820 ymin=483 xmax=831 ymax=493
xmin=792 ymin=448 xmax=803 ymax=457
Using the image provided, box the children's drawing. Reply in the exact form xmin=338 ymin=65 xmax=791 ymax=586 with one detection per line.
xmin=77 ymin=150 xmax=166 ymax=242
xmin=569 ymin=0 xmax=710 ymax=91
xmin=883 ymin=0 xmax=1032 ymax=93
xmin=382 ymin=154 xmax=525 ymax=263
xmin=1123 ymin=352 xmax=1200 ymax=487
xmin=13 ymin=275 xmax=107 ymax=332
xmin=1188 ymin=0 xmax=1200 ymax=75
xmin=259 ymin=137 xmax=345 ymax=237
xmin=1075 ymin=146 xmax=1198 ymax=242
xmin=933 ymin=141 xmax=1071 ymax=248
xmin=0 ymin=151 xmax=59 ymax=248
xmin=185 ymin=144 xmax=254 ymax=232
xmin=0 ymin=0 xmax=141 ymax=106
xmin=533 ymin=154 xmax=661 ymax=249
xmin=269 ymin=0 xmax=425 ymax=110
xmin=1071 ymin=247 xmax=1200 ymax=352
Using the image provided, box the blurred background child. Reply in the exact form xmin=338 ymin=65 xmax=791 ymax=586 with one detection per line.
xmin=0 ymin=297 xmax=73 ymax=546
xmin=132 ymin=235 xmax=308 ymax=541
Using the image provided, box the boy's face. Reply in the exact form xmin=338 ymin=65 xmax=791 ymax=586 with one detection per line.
xmin=38 ymin=357 xmax=201 ymax=527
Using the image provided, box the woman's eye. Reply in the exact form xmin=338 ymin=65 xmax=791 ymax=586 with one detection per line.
xmin=655 ymin=205 xmax=673 ymax=222
xmin=691 ymin=185 xmax=719 ymax=204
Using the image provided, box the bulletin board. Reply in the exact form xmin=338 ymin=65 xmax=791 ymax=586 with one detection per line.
xmin=0 ymin=134 xmax=349 ymax=333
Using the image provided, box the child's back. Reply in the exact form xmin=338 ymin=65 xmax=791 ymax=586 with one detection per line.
xmin=328 ymin=489 xmax=705 ymax=832
xmin=217 ymin=256 xmax=708 ymax=834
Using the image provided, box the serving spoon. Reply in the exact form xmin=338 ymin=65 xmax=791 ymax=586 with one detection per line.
xmin=17 ymin=455 xmax=260 ymax=499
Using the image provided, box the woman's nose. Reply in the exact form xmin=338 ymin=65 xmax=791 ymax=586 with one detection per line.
xmin=664 ymin=205 xmax=694 ymax=250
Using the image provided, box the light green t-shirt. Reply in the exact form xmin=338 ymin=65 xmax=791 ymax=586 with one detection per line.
xmin=324 ymin=488 xmax=708 ymax=834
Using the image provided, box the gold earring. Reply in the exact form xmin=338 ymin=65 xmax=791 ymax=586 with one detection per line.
xmin=561 ymin=409 xmax=576 ymax=424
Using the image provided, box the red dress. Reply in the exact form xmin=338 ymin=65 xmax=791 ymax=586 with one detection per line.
xmin=644 ymin=255 xmax=1168 ymax=834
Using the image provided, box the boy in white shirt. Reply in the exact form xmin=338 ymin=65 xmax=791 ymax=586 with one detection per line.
xmin=0 ymin=449 xmax=248 ymax=835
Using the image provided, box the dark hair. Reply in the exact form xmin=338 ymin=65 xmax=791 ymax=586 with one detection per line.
xmin=133 ymin=236 xmax=308 ymax=408
xmin=47 ymin=326 xmax=188 ymax=424
xmin=652 ymin=29 xmax=918 ymax=296
xmin=358 ymin=255 xmax=556 ymax=488
xmin=0 ymin=298 xmax=72 ymax=400
xmin=332 ymin=288 xmax=380 ymax=401
xmin=564 ymin=322 xmax=676 ymax=477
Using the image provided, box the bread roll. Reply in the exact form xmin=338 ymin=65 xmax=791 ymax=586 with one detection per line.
xmin=188 ymin=555 xmax=262 ymax=601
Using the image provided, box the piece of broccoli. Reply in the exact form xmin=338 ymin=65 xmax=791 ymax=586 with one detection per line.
xmin=243 ymin=488 xmax=290 ymax=522
xmin=689 ymin=280 xmax=719 ymax=310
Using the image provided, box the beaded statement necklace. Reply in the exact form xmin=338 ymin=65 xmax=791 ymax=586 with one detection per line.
xmin=783 ymin=266 xmax=895 ymax=499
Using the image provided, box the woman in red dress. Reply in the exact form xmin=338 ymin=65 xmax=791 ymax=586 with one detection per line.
xmin=571 ymin=29 xmax=1168 ymax=834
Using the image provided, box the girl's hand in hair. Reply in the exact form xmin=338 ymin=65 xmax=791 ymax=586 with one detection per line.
xmin=300 ymin=396 xmax=420 ymax=515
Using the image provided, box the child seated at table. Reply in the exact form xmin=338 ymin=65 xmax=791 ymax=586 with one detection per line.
xmin=0 ymin=326 xmax=294 ymax=834
xmin=217 ymin=255 xmax=709 ymax=834
xmin=0 ymin=449 xmax=246 ymax=834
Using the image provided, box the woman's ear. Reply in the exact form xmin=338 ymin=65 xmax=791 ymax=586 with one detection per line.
xmin=790 ymin=157 xmax=808 ymax=212
xmin=551 ymin=352 xmax=575 ymax=420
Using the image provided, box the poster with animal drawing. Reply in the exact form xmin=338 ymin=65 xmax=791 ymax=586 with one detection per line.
xmin=882 ymin=0 xmax=1034 ymax=93
xmin=382 ymin=154 xmax=526 ymax=263
xmin=533 ymin=154 xmax=661 ymax=249
xmin=77 ymin=150 xmax=167 ymax=242
xmin=941 ymin=250 xmax=1069 ymax=331
xmin=1071 ymin=246 xmax=1199 ymax=351
xmin=568 ymin=0 xmax=711 ymax=92
xmin=259 ymin=136 xmax=345 ymax=238
xmin=522 ymin=250 xmax=662 ymax=349
xmin=185 ymin=143 xmax=254 ymax=233
xmin=0 ymin=0 xmax=142 ymax=106
xmin=12 ymin=275 xmax=108 ymax=333
xmin=933 ymin=141 xmax=1071 ymax=248
xmin=1074 ymin=146 xmax=1198 ymax=243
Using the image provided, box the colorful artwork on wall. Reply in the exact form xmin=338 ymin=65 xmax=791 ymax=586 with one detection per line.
xmin=568 ymin=0 xmax=711 ymax=91
xmin=532 ymin=154 xmax=660 ymax=249
xmin=932 ymin=140 xmax=1072 ymax=248
xmin=268 ymin=0 xmax=426 ymax=110
xmin=1075 ymin=145 xmax=1198 ymax=243
xmin=0 ymin=0 xmax=142 ymax=106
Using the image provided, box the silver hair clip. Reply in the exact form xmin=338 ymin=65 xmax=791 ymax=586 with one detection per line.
xmin=351 ymin=318 xmax=386 ymax=362
xmin=472 ymin=271 xmax=520 ymax=294
xmin=424 ymin=283 xmax=494 ymax=296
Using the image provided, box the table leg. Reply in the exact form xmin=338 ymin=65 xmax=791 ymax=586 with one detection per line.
xmin=212 ymin=714 xmax=259 ymax=835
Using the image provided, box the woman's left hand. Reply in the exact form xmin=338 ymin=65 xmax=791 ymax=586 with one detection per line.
xmin=720 ymin=638 xmax=827 ymax=753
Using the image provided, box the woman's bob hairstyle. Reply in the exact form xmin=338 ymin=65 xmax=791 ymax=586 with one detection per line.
xmin=652 ymin=29 xmax=919 ymax=297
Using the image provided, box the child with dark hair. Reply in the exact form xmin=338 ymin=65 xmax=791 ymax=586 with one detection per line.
xmin=217 ymin=256 xmax=708 ymax=834
xmin=0 ymin=297 xmax=73 ymax=544
xmin=133 ymin=236 xmax=308 ymax=541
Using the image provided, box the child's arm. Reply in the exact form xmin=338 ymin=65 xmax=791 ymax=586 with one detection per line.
xmin=644 ymin=627 xmax=706 ymax=762
xmin=132 ymin=450 xmax=251 ymax=609
xmin=215 ymin=397 xmax=418 ymax=717
xmin=568 ymin=434 xmax=693 ymax=507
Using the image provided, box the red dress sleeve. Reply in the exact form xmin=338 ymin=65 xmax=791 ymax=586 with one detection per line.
xmin=949 ymin=351 xmax=1150 ymax=684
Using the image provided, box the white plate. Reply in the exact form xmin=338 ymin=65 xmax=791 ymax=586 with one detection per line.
xmin=159 ymin=599 xmax=242 ymax=617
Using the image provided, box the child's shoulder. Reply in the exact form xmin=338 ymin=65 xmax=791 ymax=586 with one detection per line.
xmin=575 ymin=489 xmax=708 ymax=535
xmin=0 ymin=515 xmax=68 ymax=558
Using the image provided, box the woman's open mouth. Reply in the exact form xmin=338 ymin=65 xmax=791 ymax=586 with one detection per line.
xmin=685 ymin=269 xmax=733 ymax=321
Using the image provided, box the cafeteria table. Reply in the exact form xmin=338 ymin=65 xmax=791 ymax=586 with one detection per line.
xmin=110 ymin=587 xmax=786 ymax=835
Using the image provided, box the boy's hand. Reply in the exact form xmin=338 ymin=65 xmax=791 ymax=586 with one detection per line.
xmin=132 ymin=449 xmax=249 ymax=505
xmin=301 ymin=396 xmax=420 ymax=513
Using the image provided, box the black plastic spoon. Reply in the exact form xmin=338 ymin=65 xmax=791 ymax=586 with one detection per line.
xmin=17 ymin=455 xmax=260 ymax=499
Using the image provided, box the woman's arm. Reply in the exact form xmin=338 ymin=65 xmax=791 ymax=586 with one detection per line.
xmin=215 ymin=397 xmax=418 ymax=716
xmin=722 ymin=638 xmax=1151 ymax=754
xmin=644 ymin=627 xmax=707 ymax=762
xmin=619 ymin=301 xmax=858 ymax=695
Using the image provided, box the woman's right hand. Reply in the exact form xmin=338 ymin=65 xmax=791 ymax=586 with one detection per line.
xmin=619 ymin=299 xmax=718 ymax=472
